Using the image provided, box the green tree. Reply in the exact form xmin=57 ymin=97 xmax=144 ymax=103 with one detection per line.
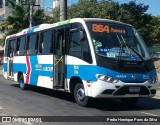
xmin=152 ymin=16 xmax=160 ymax=44
xmin=67 ymin=0 xmax=155 ymax=45
xmin=119 ymin=1 xmax=155 ymax=45
xmin=0 ymin=0 xmax=46 ymax=44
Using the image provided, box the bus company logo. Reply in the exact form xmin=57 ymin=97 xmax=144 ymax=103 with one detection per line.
xmin=132 ymin=75 xmax=136 ymax=80
xmin=35 ymin=64 xmax=42 ymax=69
xmin=116 ymin=75 xmax=126 ymax=79
xmin=43 ymin=67 xmax=53 ymax=72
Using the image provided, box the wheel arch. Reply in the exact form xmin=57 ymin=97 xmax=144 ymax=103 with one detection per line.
xmin=69 ymin=76 xmax=83 ymax=94
xmin=17 ymin=71 xmax=23 ymax=82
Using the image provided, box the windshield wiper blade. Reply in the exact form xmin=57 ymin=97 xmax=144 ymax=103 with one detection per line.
xmin=126 ymin=44 xmax=145 ymax=62
xmin=120 ymin=35 xmax=144 ymax=62
xmin=116 ymin=34 xmax=123 ymax=63
xmin=120 ymin=35 xmax=149 ymax=71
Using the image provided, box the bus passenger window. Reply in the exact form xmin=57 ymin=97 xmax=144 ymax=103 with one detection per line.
xmin=4 ymin=40 xmax=9 ymax=57
xmin=26 ymin=36 xmax=30 ymax=54
xmin=5 ymin=40 xmax=13 ymax=57
xmin=68 ymin=23 xmax=92 ymax=63
xmin=19 ymin=36 xmax=26 ymax=55
xmin=9 ymin=39 xmax=16 ymax=57
xmin=28 ymin=34 xmax=38 ymax=55
xmin=15 ymin=38 xmax=20 ymax=55
xmin=39 ymin=31 xmax=52 ymax=54
xmin=39 ymin=33 xmax=44 ymax=54
xmin=81 ymin=36 xmax=92 ymax=64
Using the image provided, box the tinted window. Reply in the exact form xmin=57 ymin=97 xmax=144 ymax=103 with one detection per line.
xmin=28 ymin=34 xmax=38 ymax=54
xmin=69 ymin=31 xmax=82 ymax=58
xmin=68 ymin=23 xmax=92 ymax=63
xmin=15 ymin=38 xmax=20 ymax=55
xmin=4 ymin=40 xmax=10 ymax=57
xmin=19 ymin=36 xmax=26 ymax=55
xmin=5 ymin=39 xmax=16 ymax=57
xmin=55 ymin=30 xmax=63 ymax=55
xmin=39 ymin=31 xmax=53 ymax=54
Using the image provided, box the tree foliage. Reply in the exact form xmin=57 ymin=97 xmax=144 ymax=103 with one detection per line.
xmin=50 ymin=0 xmax=159 ymax=46
xmin=0 ymin=0 xmax=46 ymax=39
xmin=0 ymin=0 xmax=160 ymax=46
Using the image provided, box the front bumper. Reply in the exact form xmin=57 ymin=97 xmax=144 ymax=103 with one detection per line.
xmin=85 ymin=80 xmax=157 ymax=98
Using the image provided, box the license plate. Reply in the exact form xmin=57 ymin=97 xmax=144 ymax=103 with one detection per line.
xmin=129 ymin=87 xmax=141 ymax=93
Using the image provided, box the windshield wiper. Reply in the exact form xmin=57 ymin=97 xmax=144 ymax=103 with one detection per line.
xmin=120 ymin=35 xmax=149 ymax=71
xmin=116 ymin=34 xmax=123 ymax=63
xmin=120 ymin=35 xmax=144 ymax=62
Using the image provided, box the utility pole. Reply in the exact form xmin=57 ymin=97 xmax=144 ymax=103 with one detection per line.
xmin=29 ymin=0 xmax=40 ymax=28
xmin=60 ymin=0 xmax=67 ymax=21
xmin=29 ymin=0 xmax=33 ymax=28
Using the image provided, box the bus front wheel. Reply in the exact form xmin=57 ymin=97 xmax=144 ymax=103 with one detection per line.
xmin=74 ymin=83 xmax=90 ymax=107
xmin=19 ymin=75 xmax=27 ymax=90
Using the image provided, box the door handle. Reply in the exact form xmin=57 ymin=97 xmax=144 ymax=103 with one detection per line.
xmin=55 ymin=56 xmax=63 ymax=66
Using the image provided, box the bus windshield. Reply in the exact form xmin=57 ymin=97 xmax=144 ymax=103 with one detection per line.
xmin=87 ymin=22 xmax=151 ymax=61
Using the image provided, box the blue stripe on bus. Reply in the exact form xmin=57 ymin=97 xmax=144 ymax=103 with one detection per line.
xmin=13 ymin=64 xmax=27 ymax=73
xmin=12 ymin=63 xmax=53 ymax=77
xmin=29 ymin=56 xmax=38 ymax=85
xmin=67 ymin=65 xmax=98 ymax=81
xmin=5 ymin=62 xmax=157 ymax=84
xmin=28 ymin=56 xmax=53 ymax=85
xmin=66 ymin=65 xmax=157 ymax=82
xmin=27 ymin=25 xmax=40 ymax=34
xmin=3 ymin=63 xmax=7 ymax=72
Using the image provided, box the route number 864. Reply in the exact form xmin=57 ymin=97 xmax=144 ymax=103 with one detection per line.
xmin=92 ymin=24 xmax=110 ymax=33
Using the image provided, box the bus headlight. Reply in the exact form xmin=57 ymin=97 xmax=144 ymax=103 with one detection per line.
xmin=96 ymin=74 xmax=119 ymax=83
xmin=148 ymin=76 xmax=158 ymax=84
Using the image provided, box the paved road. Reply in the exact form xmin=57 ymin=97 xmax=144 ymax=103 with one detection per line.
xmin=0 ymin=75 xmax=160 ymax=125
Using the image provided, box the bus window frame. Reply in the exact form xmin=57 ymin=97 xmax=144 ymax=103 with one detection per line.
xmin=26 ymin=33 xmax=39 ymax=56
xmin=68 ymin=22 xmax=93 ymax=64
xmin=5 ymin=38 xmax=17 ymax=57
xmin=19 ymin=35 xmax=26 ymax=56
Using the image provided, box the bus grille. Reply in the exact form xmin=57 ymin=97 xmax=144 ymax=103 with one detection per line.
xmin=113 ymin=86 xmax=150 ymax=95
xmin=121 ymin=81 xmax=145 ymax=83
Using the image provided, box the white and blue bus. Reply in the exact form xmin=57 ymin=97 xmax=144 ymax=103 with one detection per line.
xmin=3 ymin=18 xmax=158 ymax=106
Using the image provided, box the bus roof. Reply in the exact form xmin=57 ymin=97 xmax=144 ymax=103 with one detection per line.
xmin=82 ymin=18 xmax=132 ymax=26
xmin=6 ymin=18 xmax=132 ymax=39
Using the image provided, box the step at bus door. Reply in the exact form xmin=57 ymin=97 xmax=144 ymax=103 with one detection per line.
xmin=54 ymin=29 xmax=65 ymax=88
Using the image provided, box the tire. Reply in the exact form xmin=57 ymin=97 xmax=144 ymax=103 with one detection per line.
xmin=74 ymin=83 xmax=90 ymax=107
xmin=120 ymin=98 xmax=139 ymax=106
xmin=19 ymin=75 xmax=27 ymax=90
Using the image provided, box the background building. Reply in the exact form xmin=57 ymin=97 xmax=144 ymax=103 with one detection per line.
xmin=53 ymin=0 xmax=59 ymax=9
xmin=36 ymin=0 xmax=44 ymax=9
xmin=0 ymin=0 xmax=46 ymax=63
xmin=0 ymin=0 xmax=7 ymax=62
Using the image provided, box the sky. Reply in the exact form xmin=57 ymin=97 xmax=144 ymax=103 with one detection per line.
xmin=45 ymin=0 xmax=160 ymax=16
xmin=117 ymin=0 xmax=160 ymax=16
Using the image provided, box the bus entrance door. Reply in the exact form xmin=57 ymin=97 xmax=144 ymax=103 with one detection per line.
xmin=54 ymin=29 xmax=65 ymax=88
xmin=7 ymin=57 xmax=13 ymax=79
xmin=7 ymin=40 xmax=15 ymax=79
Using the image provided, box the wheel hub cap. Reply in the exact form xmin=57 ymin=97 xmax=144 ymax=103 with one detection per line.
xmin=77 ymin=88 xmax=85 ymax=102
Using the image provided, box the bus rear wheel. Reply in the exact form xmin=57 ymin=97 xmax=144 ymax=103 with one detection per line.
xmin=74 ymin=83 xmax=90 ymax=107
xmin=19 ymin=75 xmax=27 ymax=90
xmin=120 ymin=98 xmax=139 ymax=106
